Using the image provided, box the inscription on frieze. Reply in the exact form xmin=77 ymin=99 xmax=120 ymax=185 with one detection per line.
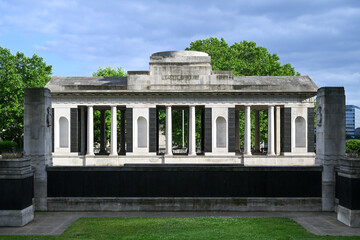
xmin=162 ymin=75 xmax=199 ymax=81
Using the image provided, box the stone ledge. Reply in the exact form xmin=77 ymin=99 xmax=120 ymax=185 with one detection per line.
xmin=46 ymin=165 xmax=322 ymax=172
xmin=0 ymin=158 xmax=33 ymax=179
xmin=47 ymin=197 xmax=321 ymax=212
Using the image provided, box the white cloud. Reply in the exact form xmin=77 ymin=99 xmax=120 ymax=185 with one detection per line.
xmin=0 ymin=0 xmax=359 ymax=105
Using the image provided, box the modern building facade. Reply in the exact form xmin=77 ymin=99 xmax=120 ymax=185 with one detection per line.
xmin=346 ymin=105 xmax=360 ymax=137
xmin=45 ymin=51 xmax=318 ymax=166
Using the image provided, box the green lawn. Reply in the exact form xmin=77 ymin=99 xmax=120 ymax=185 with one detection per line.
xmin=1 ymin=217 xmax=360 ymax=240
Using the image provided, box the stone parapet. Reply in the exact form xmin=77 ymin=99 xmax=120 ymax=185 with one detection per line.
xmin=0 ymin=158 xmax=33 ymax=179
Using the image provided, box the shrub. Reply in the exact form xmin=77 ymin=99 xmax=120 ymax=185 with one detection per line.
xmin=346 ymin=140 xmax=360 ymax=155
xmin=0 ymin=141 xmax=18 ymax=154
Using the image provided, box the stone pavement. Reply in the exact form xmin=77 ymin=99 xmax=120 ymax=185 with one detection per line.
xmin=0 ymin=211 xmax=359 ymax=236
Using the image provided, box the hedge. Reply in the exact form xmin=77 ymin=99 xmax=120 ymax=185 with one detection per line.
xmin=0 ymin=141 xmax=18 ymax=153
xmin=346 ymin=139 xmax=360 ymax=154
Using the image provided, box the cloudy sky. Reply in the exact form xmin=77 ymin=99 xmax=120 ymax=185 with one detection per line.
xmin=1 ymin=0 xmax=359 ymax=105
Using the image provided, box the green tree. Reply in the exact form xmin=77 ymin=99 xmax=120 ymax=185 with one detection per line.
xmin=186 ymin=37 xmax=300 ymax=76
xmin=186 ymin=38 xmax=300 ymax=147
xmin=346 ymin=140 xmax=360 ymax=155
xmin=93 ymin=66 xmax=127 ymax=77
xmin=92 ymin=67 xmax=127 ymax=146
xmin=0 ymin=47 xmax=52 ymax=147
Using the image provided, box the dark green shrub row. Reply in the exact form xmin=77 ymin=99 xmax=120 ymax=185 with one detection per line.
xmin=346 ymin=140 xmax=360 ymax=155
xmin=0 ymin=141 xmax=18 ymax=154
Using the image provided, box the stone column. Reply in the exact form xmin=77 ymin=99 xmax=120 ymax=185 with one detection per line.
xmin=188 ymin=106 xmax=196 ymax=156
xmin=268 ymin=105 xmax=275 ymax=155
xmin=316 ymin=87 xmax=345 ymax=212
xmin=24 ymin=88 xmax=52 ymax=211
xmin=165 ymin=106 xmax=173 ymax=156
xmin=254 ymin=110 xmax=260 ymax=152
xmin=120 ymin=109 xmax=126 ymax=155
xmin=244 ymin=106 xmax=252 ymax=155
xmin=110 ymin=106 xmax=118 ymax=156
xmin=87 ymin=106 xmax=94 ymax=156
xmin=235 ymin=110 xmax=240 ymax=153
xmin=99 ymin=109 xmax=106 ymax=154
xmin=276 ymin=106 xmax=281 ymax=155
xmin=80 ymin=107 xmax=86 ymax=155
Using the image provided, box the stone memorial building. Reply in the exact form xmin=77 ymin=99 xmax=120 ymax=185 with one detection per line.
xmin=46 ymin=50 xmax=317 ymax=166
xmin=3 ymin=50 xmax=359 ymax=228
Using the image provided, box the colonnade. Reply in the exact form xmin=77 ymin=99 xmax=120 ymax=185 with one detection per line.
xmin=164 ymin=106 xmax=197 ymax=156
xmin=238 ymin=105 xmax=281 ymax=156
xmin=85 ymin=106 xmax=118 ymax=156
xmin=82 ymin=105 xmax=282 ymax=156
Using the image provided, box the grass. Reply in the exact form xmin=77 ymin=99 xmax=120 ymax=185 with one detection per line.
xmin=1 ymin=217 xmax=360 ymax=240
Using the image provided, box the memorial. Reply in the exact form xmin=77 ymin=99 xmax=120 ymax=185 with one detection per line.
xmin=13 ymin=50 xmax=358 ymax=227
xmin=45 ymin=50 xmax=317 ymax=166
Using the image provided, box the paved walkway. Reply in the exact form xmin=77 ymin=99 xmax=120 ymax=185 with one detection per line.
xmin=0 ymin=211 xmax=359 ymax=236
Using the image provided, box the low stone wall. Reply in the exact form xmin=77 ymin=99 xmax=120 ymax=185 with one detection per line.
xmin=47 ymin=197 xmax=321 ymax=212
xmin=47 ymin=164 xmax=322 ymax=211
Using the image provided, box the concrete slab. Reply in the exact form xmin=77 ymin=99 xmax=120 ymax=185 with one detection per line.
xmin=0 ymin=211 xmax=359 ymax=236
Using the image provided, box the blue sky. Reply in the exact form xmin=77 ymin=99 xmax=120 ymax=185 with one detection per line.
xmin=1 ymin=0 xmax=359 ymax=105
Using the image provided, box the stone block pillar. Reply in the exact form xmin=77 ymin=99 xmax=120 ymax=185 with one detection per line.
xmin=254 ymin=110 xmax=260 ymax=152
xmin=120 ymin=109 xmax=126 ymax=155
xmin=0 ymin=158 xmax=34 ymax=226
xmin=24 ymin=88 xmax=52 ymax=211
xmin=99 ymin=109 xmax=106 ymax=154
xmin=315 ymin=87 xmax=345 ymax=211
xmin=275 ymin=106 xmax=281 ymax=155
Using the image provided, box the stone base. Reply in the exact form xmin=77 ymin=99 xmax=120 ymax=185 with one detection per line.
xmin=0 ymin=205 xmax=34 ymax=226
xmin=52 ymin=155 xmax=315 ymax=166
xmin=47 ymin=197 xmax=321 ymax=212
xmin=337 ymin=205 xmax=360 ymax=227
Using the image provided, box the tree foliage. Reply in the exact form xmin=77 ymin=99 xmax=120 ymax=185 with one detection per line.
xmin=346 ymin=140 xmax=360 ymax=155
xmin=186 ymin=38 xmax=300 ymax=146
xmin=0 ymin=47 xmax=52 ymax=146
xmin=92 ymin=66 xmax=127 ymax=77
xmin=92 ymin=67 xmax=127 ymax=146
xmin=186 ymin=37 xmax=300 ymax=76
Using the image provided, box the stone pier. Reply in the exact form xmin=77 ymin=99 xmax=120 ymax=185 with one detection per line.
xmin=24 ymin=88 xmax=52 ymax=211
xmin=315 ymin=87 xmax=345 ymax=211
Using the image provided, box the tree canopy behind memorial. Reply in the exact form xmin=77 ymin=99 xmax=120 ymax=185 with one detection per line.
xmin=0 ymin=47 xmax=52 ymax=146
xmin=186 ymin=37 xmax=300 ymax=76
xmin=93 ymin=66 xmax=127 ymax=77
xmin=186 ymin=38 xmax=300 ymax=146
xmin=92 ymin=66 xmax=127 ymax=144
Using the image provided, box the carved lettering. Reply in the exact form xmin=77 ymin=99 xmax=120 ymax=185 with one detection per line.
xmin=316 ymin=106 xmax=322 ymax=127
xmin=161 ymin=75 xmax=199 ymax=81
xmin=47 ymin=107 xmax=52 ymax=127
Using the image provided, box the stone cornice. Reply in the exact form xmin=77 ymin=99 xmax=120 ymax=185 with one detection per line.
xmin=51 ymin=91 xmax=316 ymax=98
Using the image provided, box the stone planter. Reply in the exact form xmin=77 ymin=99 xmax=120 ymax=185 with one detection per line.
xmin=337 ymin=157 xmax=360 ymax=227
xmin=0 ymin=157 xmax=34 ymax=226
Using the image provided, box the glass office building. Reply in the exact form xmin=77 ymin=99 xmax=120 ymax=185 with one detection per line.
xmin=346 ymin=105 xmax=360 ymax=137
